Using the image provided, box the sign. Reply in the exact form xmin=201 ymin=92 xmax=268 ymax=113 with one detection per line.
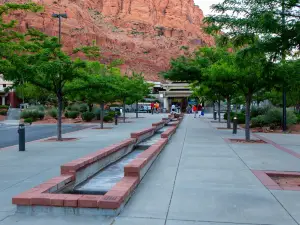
xmin=188 ymin=99 xmax=197 ymax=105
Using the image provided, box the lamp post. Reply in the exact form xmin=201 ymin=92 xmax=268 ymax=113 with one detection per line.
xmin=52 ymin=13 xmax=67 ymax=44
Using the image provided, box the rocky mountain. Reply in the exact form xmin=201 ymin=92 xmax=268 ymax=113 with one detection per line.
xmin=8 ymin=0 xmax=214 ymax=81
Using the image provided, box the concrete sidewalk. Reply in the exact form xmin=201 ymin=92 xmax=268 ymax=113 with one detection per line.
xmin=115 ymin=114 xmax=300 ymax=225
xmin=1 ymin=113 xmax=300 ymax=225
xmin=0 ymin=113 xmax=165 ymax=223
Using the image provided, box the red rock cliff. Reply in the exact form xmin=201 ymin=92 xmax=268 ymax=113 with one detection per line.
xmin=7 ymin=0 xmax=214 ymax=81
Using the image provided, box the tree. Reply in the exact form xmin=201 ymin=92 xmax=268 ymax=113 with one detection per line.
xmin=204 ymin=0 xmax=300 ymax=131
xmin=69 ymin=61 xmax=120 ymax=129
xmin=15 ymin=82 xmax=51 ymax=104
xmin=125 ymin=72 xmax=150 ymax=118
xmin=115 ymin=76 xmax=137 ymax=123
xmin=204 ymin=56 xmax=238 ymax=128
xmin=234 ymin=50 xmax=272 ymax=141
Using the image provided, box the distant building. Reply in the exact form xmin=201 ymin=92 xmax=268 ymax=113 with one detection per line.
xmin=148 ymin=81 xmax=192 ymax=112
xmin=0 ymin=74 xmax=19 ymax=107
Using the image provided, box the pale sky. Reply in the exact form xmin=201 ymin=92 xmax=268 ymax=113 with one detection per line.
xmin=194 ymin=0 xmax=222 ymax=16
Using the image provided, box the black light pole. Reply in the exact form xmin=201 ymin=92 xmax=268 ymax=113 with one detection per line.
xmin=52 ymin=13 xmax=67 ymax=44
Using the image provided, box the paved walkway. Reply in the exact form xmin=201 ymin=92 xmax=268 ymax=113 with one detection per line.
xmin=1 ymin=114 xmax=300 ymax=225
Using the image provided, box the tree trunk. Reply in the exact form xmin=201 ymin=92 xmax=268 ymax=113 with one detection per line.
xmin=57 ymin=91 xmax=63 ymax=141
xmin=245 ymin=93 xmax=252 ymax=142
xmin=227 ymin=97 xmax=231 ymax=129
xmin=123 ymin=98 xmax=126 ymax=123
xmin=136 ymin=101 xmax=138 ymax=118
xmin=100 ymin=102 xmax=104 ymax=129
xmin=213 ymin=101 xmax=216 ymax=120
xmin=218 ymin=98 xmax=221 ymax=123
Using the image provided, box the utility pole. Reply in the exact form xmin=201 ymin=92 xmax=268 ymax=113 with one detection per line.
xmin=52 ymin=13 xmax=67 ymax=44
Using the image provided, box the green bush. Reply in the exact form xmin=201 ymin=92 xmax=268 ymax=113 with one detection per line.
xmin=107 ymin=110 xmax=120 ymax=117
xmin=251 ymin=115 xmax=266 ymax=127
xmin=67 ymin=103 xmax=80 ymax=112
xmin=24 ymin=118 xmax=33 ymax=124
xmin=65 ymin=111 xmax=79 ymax=119
xmin=264 ymin=108 xmax=281 ymax=128
xmin=38 ymin=111 xmax=45 ymax=120
xmin=0 ymin=105 xmax=9 ymax=109
xmin=81 ymin=111 xmax=95 ymax=122
xmin=236 ymin=113 xmax=245 ymax=124
xmin=79 ymin=104 xmax=88 ymax=113
xmin=103 ymin=115 xmax=113 ymax=122
xmin=287 ymin=111 xmax=297 ymax=125
xmin=264 ymin=108 xmax=297 ymax=128
xmin=20 ymin=109 xmax=43 ymax=121
xmin=0 ymin=110 xmax=7 ymax=115
xmin=223 ymin=112 xmax=235 ymax=121
xmin=48 ymin=108 xmax=57 ymax=119
xmin=250 ymin=106 xmax=259 ymax=118
xmin=296 ymin=114 xmax=300 ymax=123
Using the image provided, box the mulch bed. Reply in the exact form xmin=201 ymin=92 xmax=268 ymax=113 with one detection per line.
xmin=42 ymin=137 xmax=79 ymax=142
xmin=269 ymin=175 xmax=300 ymax=188
xmin=228 ymin=138 xmax=267 ymax=144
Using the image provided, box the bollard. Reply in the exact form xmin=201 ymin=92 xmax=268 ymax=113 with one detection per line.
xmin=214 ymin=111 xmax=217 ymax=120
xmin=18 ymin=123 xmax=25 ymax=151
xmin=233 ymin=117 xmax=237 ymax=134
xmin=114 ymin=112 xmax=118 ymax=125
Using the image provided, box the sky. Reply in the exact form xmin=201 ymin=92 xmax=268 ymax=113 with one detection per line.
xmin=194 ymin=0 xmax=222 ymax=16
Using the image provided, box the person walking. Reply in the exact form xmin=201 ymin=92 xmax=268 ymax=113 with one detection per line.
xmin=186 ymin=105 xmax=191 ymax=114
xmin=150 ymin=102 xmax=154 ymax=114
xmin=155 ymin=102 xmax=160 ymax=114
xmin=197 ymin=104 xmax=203 ymax=118
xmin=171 ymin=103 xmax=176 ymax=114
xmin=192 ymin=105 xmax=197 ymax=118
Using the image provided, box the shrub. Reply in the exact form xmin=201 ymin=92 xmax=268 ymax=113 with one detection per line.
xmin=250 ymin=106 xmax=259 ymax=118
xmin=107 ymin=110 xmax=120 ymax=117
xmin=38 ymin=111 xmax=45 ymax=120
xmin=67 ymin=103 xmax=80 ymax=112
xmin=0 ymin=110 xmax=7 ymax=115
xmin=251 ymin=115 xmax=266 ymax=128
xmin=79 ymin=103 xmax=88 ymax=113
xmin=264 ymin=108 xmax=281 ymax=128
xmin=65 ymin=111 xmax=79 ymax=119
xmin=48 ymin=108 xmax=57 ymax=119
xmin=0 ymin=105 xmax=9 ymax=109
xmin=223 ymin=112 xmax=235 ymax=121
xmin=236 ymin=113 xmax=245 ymax=124
xmin=103 ymin=115 xmax=113 ymax=122
xmin=20 ymin=109 xmax=42 ymax=121
xmin=81 ymin=111 xmax=95 ymax=122
xmin=264 ymin=108 xmax=297 ymax=128
xmin=296 ymin=114 xmax=300 ymax=123
xmin=287 ymin=111 xmax=297 ymax=126
xmin=24 ymin=118 xmax=33 ymax=124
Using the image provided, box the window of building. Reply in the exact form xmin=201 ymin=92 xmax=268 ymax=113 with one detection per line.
xmin=3 ymin=84 xmax=6 ymax=87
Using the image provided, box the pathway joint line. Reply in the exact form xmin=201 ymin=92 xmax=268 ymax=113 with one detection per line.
xmin=253 ymin=133 xmax=300 ymax=159
xmin=164 ymin=123 xmax=187 ymax=225
xmin=213 ymin=122 xmax=300 ymax=225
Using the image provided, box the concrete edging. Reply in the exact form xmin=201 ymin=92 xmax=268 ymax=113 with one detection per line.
xmin=12 ymin=115 xmax=183 ymax=216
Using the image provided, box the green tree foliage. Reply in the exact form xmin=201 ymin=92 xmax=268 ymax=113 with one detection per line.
xmin=69 ymin=61 xmax=121 ymax=129
xmin=125 ymin=72 xmax=151 ymax=118
xmin=204 ymin=0 xmax=300 ymax=131
xmin=15 ymin=83 xmax=51 ymax=104
xmin=204 ymin=0 xmax=300 ymax=59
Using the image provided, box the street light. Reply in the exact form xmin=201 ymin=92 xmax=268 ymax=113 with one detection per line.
xmin=52 ymin=13 xmax=67 ymax=44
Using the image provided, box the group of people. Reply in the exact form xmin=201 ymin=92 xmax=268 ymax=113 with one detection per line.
xmin=150 ymin=102 xmax=160 ymax=114
xmin=186 ymin=104 xmax=204 ymax=118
